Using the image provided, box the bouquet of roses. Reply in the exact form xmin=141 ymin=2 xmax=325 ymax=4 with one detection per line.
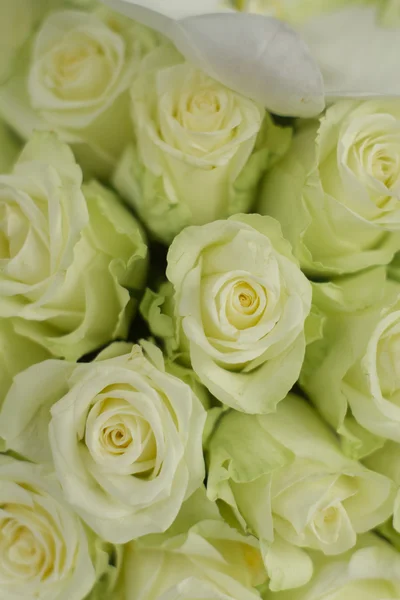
xmin=2 ymin=1 xmax=400 ymax=599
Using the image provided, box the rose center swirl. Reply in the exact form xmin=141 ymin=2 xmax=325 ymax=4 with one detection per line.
xmin=84 ymin=395 xmax=158 ymax=476
xmin=0 ymin=504 xmax=58 ymax=583
xmin=222 ymin=279 xmax=267 ymax=331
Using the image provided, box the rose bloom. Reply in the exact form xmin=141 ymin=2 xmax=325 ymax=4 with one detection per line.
xmin=0 ymin=131 xmax=148 ymax=360
xmin=142 ymin=214 xmax=311 ymax=413
xmin=207 ymin=395 xmax=395 ymax=591
xmin=301 ymin=269 xmax=400 ymax=445
xmin=0 ymin=343 xmax=206 ymax=544
xmin=260 ymin=100 xmax=400 ymax=276
xmin=114 ymin=44 xmax=291 ymax=243
xmin=0 ymin=456 xmax=97 ymax=600
xmin=0 ymin=6 xmax=159 ymax=178
xmin=124 ymin=488 xmax=267 ymax=600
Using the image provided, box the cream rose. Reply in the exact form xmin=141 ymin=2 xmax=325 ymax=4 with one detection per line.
xmin=207 ymin=395 xmax=396 ymax=591
xmin=301 ymin=270 xmax=400 ymax=447
xmin=0 ymin=343 xmax=206 ymax=544
xmin=0 ymin=456 xmax=96 ymax=600
xmin=0 ymin=131 xmax=148 ymax=360
xmin=0 ymin=7 xmax=159 ymax=178
xmin=114 ymin=44 xmax=291 ymax=242
xmin=123 ymin=488 xmax=267 ymax=600
xmin=141 ymin=214 xmax=311 ymax=413
xmin=260 ymin=100 xmax=400 ymax=276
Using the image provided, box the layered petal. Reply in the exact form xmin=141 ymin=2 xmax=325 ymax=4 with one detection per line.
xmin=0 ymin=344 xmax=206 ymax=544
xmin=0 ymin=456 xmax=98 ymax=600
xmin=143 ymin=215 xmax=311 ymax=412
xmin=114 ymin=47 xmax=291 ymax=243
xmin=301 ymin=271 xmax=400 ymax=447
xmin=206 ymin=394 xmax=395 ymax=590
xmin=259 ymin=102 xmax=400 ymax=276
xmin=0 ymin=132 xmax=148 ymax=360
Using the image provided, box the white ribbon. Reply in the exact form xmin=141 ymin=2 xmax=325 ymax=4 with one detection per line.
xmin=100 ymin=0 xmax=325 ymax=117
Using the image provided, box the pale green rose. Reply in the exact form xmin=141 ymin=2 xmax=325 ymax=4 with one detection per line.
xmin=206 ymin=394 xmax=395 ymax=591
xmin=301 ymin=269 xmax=400 ymax=449
xmin=262 ymin=534 xmax=400 ymax=600
xmin=123 ymin=487 xmax=268 ymax=600
xmin=141 ymin=215 xmax=311 ymax=414
xmin=0 ymin=455 xmax=112 ymax=600
xmin=0 ymin=131 xmax=148 ymax=360
xmin=114 ymin=44 xmax=291 ymax=243
xmin=0 ymin=119 xmax=20 ymax=173
xmin=0 ymin=7 xmax=159 ymax=179
xmin=0 ymin=343 xmax=206 ymax=544
xmin=259 ymin=100 xmax=400 ymax=276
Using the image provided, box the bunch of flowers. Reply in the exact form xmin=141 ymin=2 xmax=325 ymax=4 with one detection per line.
xmin=1 ymin=1 xmax=400 ymax=600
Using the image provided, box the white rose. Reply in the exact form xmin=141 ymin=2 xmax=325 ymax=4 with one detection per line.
xmin=142 ymin=215 xmax=311 ymax=414
xmin=260 ymin=100 xmax=400 ymax=276
xmin=0 ymin=7 xmax=159 ymax=178
xmin=114 ymin=45 xmax=291 ymax=242
xmin=207 ymin=395 xmax=396 ymax=590
xmin=0 ymin=456 xmax=96 ymax=600
xmin=0 ymin=343 xmax=206 ymax=544
xmin=301 ymin=272 xmax=400 ymax=447
xmin=123 ymin=488 xmax=267 ymax=600
xmin=0 ymin=131 xmax=148 ymax=360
